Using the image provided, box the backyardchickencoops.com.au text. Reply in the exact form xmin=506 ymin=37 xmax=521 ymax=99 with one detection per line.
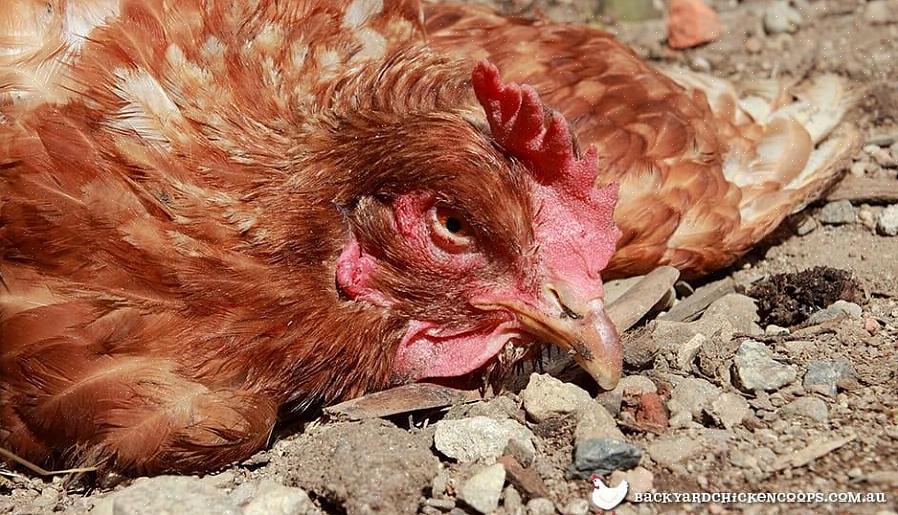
xmin=633 ymin=491 xmax=889 ymax=504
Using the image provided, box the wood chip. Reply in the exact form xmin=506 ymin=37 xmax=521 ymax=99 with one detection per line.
xmin=825 ymin=176 xmax=898 ymax=204
xmin=772 ymin=434 xmax=856 ymax=471
xmin=660 ymin=277 xmax=735 ymax=322
xmin=498 ymin=455 xmax=549 ymax=500
xmin=324 ymin=383 xmax=482 ymax=420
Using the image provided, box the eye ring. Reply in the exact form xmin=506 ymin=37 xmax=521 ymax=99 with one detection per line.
xmin=430 ymin=205 xmax=473 ymax=252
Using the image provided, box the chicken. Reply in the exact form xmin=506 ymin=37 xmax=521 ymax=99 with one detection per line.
xmin=0 ymin=0 xmax=858 ymax=475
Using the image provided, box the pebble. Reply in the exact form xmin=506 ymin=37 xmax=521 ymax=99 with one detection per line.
xmin=243 ymin=480 xmax=321 ymax=515
xmin=818 ymin=200 xmax=857 ymax=225
xmin=734 ymin=340 xmax=797 ymax=392
xmin=765 ymin=325 xmax=789 ymax=336
xmin=668 ymin=377 xmax=722 ymax=420
xmin=425 ymin=498 xmax=457 ymax=511
xmin=667 ymin=0 xmax=721 ymax=49
xmin=877 ymin=204 xmax=898 ymax=236
xmin=431 ymin=470 xmax=451 ymax=498
xmin=808 ymin=300 xmax=863 ymax=324
xmin=676 ymin=333 xmax=706 ymax=370
xmin=521 ymin=373 xmax=592 ymax=422
xmin=791 ymin=213 xmax=817 ymax=235
xmin=745 ymin=37 xmax=763 ymax=53
xmin=780 ymin=397 xmax=829 ymax=422
xmin=708 ymin=393 xmax=752 ymax=429
xmin=526 ymin=498 xmax=557 ymax=515
xmin=562 ymin=499 xmax=591 ymax=515
xmin=803 ymin=359 xmax=857 ymax=396
xmin=703 ymin=293 xmax=762 ymax=334
xmin=647 ymin=436 xmax=704 ymax=468
xmin=574 ymin=403 xmax=625 ymax=444
xmin=618 ymin=375 xmax=658 ymax=397
xmin=460 ymin=463 xmax=506 ymax=514
xmin=864 ymin=0 xmax=898 ymax=24
xmin=859 ymin=206 xmax=878 ymax=230
xmin=503 ymin=486 xmax=524 ymax=514
xmin=865 ymin=144 xmax=898 ymax=168
xmin=434 ymin=416 xmax=536 ymax=464
xmin=570 ymin=438 xmax=643 ymax=478
xmin=610 ymin=466 xmax=655 ymax=502
xmin=764 ymin=1 xmax=802 ymax=34
xmin=90 ymin=476 xmax=240 ymax=515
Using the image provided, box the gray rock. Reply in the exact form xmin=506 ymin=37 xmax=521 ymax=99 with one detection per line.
xmin=570 ymin=438 xmax=642 ymax=478
xmin=734 ymin=340 xmax=797 ymax=392
xmin=431 ymin=470 xmax=451 ymax=498
xmin=780 ymin=397 xmax=829 ymax=422
xmin=667 ymin=377 xmax=722 ymax=420
xmin=90 ymin=476 xmax=239 ymax=515
xmin=809 ymin=300 xmax=863 ymax=325
xmin=764 ymin=1 xmax=802 ymax=34
xmin=803 ymin=359 xmax=857 ymax=396
xmin=460 ymin=463 xmax=506 ymax=514
xmin=526 ymin=498 xmax=557 ymax=515
xmin=647 ymin=436 xmax=704 ymax=469
xmin=877 ymin=204 xmax=898 ymax=236
xmin=618 ymin=375 xmax=657 ymax=397
xmin=818 ymin=200 xmax=857 ymax=225
xmin=792 ymin=214 xmax=817 ymax=235
xmin=708 ymin=393 xmax=751 ymax=429
xmin=243 ymin=480 xmax=321 ymax=515
xmin=424 ymin=498 xmax=456 ymax=511
xmin=521 ymin=373 xmax=592 ymax=422
xmin=504 ymin=436 xmax=537 ymax=467
xmin=562 ymin=499 xmax=591 ymax=515
xmin=434 ymin=416 xmax=535 ymax=464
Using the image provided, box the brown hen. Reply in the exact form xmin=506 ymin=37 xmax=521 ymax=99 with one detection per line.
xmin=0 ymin=0 xmax=859 ymax=475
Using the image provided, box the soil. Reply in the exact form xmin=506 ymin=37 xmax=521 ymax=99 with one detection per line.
xmin=2 ymin=1 xmax=897 ymax=514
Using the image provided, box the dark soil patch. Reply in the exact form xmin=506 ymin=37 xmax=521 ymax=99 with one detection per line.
xmin=747 ymin=266 xmax=862 ymax=327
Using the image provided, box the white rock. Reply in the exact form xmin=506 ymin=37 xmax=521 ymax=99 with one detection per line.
xmin=780 ymin=397 xmax=829 ymax=422
xmin=460 ymin=463 xmax=506 ymax=514
xmin=562 ymin=499 xmax=591 ymax=515
xmin=243 ymin=480 xmax=320 ymax=515
xmin=667 ymin=377 xmax=722 ymax=420
xmin=708 ymin=393 xmax=751 ymax=429
xmin=877 ymin=204 xmax=898 ymax=236
xmin=526 ymin=497 xmax=557 ymax=515
xmin=434 ymin=416 xmax=535 ymax=464
xmin=734 ymin=340 xmax=797 ymax=392
xmin=764 ymin=1 xmax=802 ymax=34
xmin=521 ymin=373 xmax=592 ymax=422
xmin=90 ymin=476 xmax=239 ymax=515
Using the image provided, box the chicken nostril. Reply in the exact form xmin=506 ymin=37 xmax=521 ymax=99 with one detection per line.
xmin=548 ymin=287 xmax=583 ymax=320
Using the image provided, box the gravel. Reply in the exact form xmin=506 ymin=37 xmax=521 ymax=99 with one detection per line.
xmin=526 ymin=497 xmax=558 ymax=515
xmin=877 ymin=204 xmax=898 ymax=236
xmin=90 ymin=476 xmax=240 ymax=515
xmin=763 ymin=1 xmax=802 ymax=34
xmin=780 ymin=397 xmax=830 ymax=422
xmin=243 ymin=480 xmax=321 ymax=515
xmin=521 ymin=373 xmax=593 ymax=422
xmin=708 ymin=392 xmax=752 ymax=430
xmin=818 ymin=200 xmax=858 ymax=225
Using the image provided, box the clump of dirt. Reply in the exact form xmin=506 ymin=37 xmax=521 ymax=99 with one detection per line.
xmin=747 ymin=266 xmax=862 ymax=327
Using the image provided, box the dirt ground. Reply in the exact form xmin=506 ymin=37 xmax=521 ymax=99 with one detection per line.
xmin=1 ymin=1 xmax=897 ymax=514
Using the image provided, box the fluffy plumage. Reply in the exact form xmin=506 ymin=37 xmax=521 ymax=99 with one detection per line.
xmin=0 ymin=0 xmax=859 ymax=475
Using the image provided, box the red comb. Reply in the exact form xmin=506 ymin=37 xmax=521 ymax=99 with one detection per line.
xmin=471 ymin=60 xmax=598 ymax=191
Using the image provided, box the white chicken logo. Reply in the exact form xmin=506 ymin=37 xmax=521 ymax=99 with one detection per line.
xmin=590 ymin=474 xmax=628 ymax=511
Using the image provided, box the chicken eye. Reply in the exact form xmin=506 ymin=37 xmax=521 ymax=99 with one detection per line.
xmin=430 ymin=206 xmax=473 ymax=251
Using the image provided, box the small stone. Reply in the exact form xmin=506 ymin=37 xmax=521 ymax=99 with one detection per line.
xmin=526 ymin=498 xmax=557 ymax=515
xmin=562 ymin=499 xmax=591 ymax=515
xmin=505 ymin=436 xmax=537 ymax=467
xmin=610 ymin=467 xmax=654 ymax=502
xmin=745 ymin=37 xmax=763 ymax=53
xmin=432 ymin=470 xmax=451 ymax=498
xmin=734 ymin=340 xmax=797 ymax=392
xmin=791 ymin=213 xmax=818 ymax=235
xmin=865 ymin=317 xmax=882 ymax=335
xmin=676 ymin=333 xmax=706 ymax=370
xmin=865 ymin=144 xmax=898 ymax=168
xmin=570 ymin=438 xmax=642 ymax=478
xmin=689 ymin=56 xmax=712 ymax=73
xmin=729 ymin=449 xmax=759 ymax=469
xmin=803 ymin=360 xmax=857 ymax=396
xmin=425 ymin=498 xmax=457 ymax=511
xmin=618 ymin=375 xmax=658 ymax=398
xmin=243 ymin=480 xmax=320 ymax=515
xmin=503 ymin=486 xmax=524 ymax=513
xmin=781 ymin=397 xmax=829 ymax=422
xmin=818 ymin=200 xmax=857 ymax=225
xmin=877 ymin=204 xmax=898 ymax=236
xmin=708 ymin=393 xmax=751 ymax=429
xmin=90 ymin=476 xmax=240 ymax=515
xmin=667 ymin=377 xmax=722 ymax=420
xmin=521 ymin=373 xmax=592 ymax=422
xmin=460 ymin=463 xmax=506 ymax=514
xmin=850 ymin=161 xmax=869 ymax=177
xmin=765 ymin=325 xmax=789 ymax=336
xmin=764 ymin=1 xmax=802 ymax=34
xmin=864 ymin=0 xmax=898 ymax=24
xmin=647 ymin=436 xmax=704 ymax=468
xmin=574 ymin=403 xmax=625 ymax=444
xmin=667 ymin=0 xmax=721 ymax=49
xmin=703 ymin=293 xmax=762 ymax=334
xmin=434 ymin=416 xmax=536 ymax=464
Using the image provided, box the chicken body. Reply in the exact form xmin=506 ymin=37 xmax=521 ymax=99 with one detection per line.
xmin=0 ymin=0 xmax=858 ymax=474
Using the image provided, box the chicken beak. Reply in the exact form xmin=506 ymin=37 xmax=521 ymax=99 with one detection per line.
xmin=473 ymin=282 xmax=622 ymax=390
